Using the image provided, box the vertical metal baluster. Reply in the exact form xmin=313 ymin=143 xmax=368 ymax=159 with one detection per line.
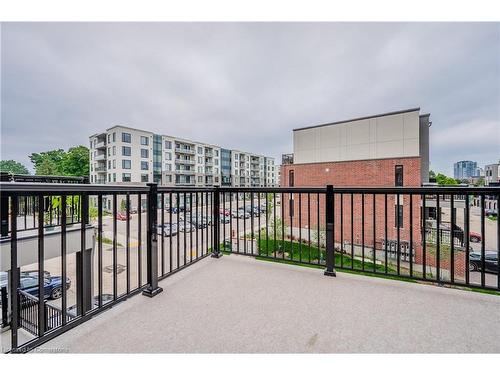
xmin=340 ymin=193 xmax=343 ymax=269
xmin=251 ymin=192 xmax=254 ymax=255
xmin=229 ymin=192 xmax=232 ymax=253
xmin=183 ymin=193 xmax=187 ymax=266
xmin=450 ymin=194 xmax=454 ymax=284
xmin=113 ymin=194 xmax=117 ymax=299
xmin=352 ymin=194 xmax=355 ymax=270
xmin=281 ymin=192 xmax=285 ymax=260
xmin=362 ymin=193 xmax=365 ymax=271
xmin=243 ymin=192 xmax=247 ymax=254
xmin=223 ymin=192 xmax=226 ymax=254
xmin=273 ymin=192 xmax=276 ymax=258
xmin=422 ymin=194 xmax=427 ymax=279
xmin=10 ymin=196 xmax=19 ymax=351
xmin=169 ymin=192 xmax=173 ymax=273
xmin=161 ymin=192 xmax=165 ymax=276
xmin=436 ymin=194 xmax=440 ymax=281
xmin=289 ymin=192 xmax=293 ymax=260
xmin=138 ymin=193 xmax=142 ymax=287
xmin=195 ymin=192 xmax=199 ymax=259
xmin=308 ymin=193 xmax=311 ymax=263
xmin=372 ymin=194 xmax=376 ymax=273
xmin=38 ymin=194 xmax=45 ymax=337
xmin=237 ymin=192 xmax=240 ymax=253
xmin=317 ymin=193 xmax=320 ymax=264
xmin=258 ymin=192 xmax=261 ymax=256
xmin=298 ymin=193 xmax=302 ymax=263
xmin=61 ymin=195 xmax=67 ymax=324
xmin=98 ymin=194 xmax=103 ymax=306
xmin=24 ymin=196 xmax=27 ymax=230
xmin=187 ymin=192 xmax=191 ymax=263
xmin=464 ymin=194 xmax=469 ymax=285
xmin=384 ymin=194 xmax=388 ymax=274
xmin=126 ymin=193 xmax=131 ymax=293
xmin=480 ymin=194 xmax=486 ymax=288
xmin=497 ymin=193 xmax=500 ymax=290
xmin=176 ymin=192 xmax=180 ymax=267
xmin=397 ymin=193 xmax=401 ymax=276
xmin=409 ymin=194 xmax=413 ymax=278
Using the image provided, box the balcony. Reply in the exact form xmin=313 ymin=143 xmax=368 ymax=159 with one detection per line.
xmin=94 ymin=166 xmax=106 ymax=173
xmin=175 ymin=158 xmax=195 ymax=165
xmin=282 ymin=153 xmax=294 ymax=165
xmin=175 ymin=147 xmax=195 ymax=155
xmin=94 ymin=153 xmax=106 ymax=161
xmin=0 ymin=182 xmax=499 ymax=353
xmin=33 ymin=256 xmax=500 ymax=353
xmin=95 ymin=141 xmax=106 ymax=150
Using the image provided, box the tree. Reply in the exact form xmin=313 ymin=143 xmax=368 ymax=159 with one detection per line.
xmin=29 ymin=149 xmax=65 ymax=175
xmin=435 ymin=173 xmax=460 ymax=186
xmin=29 ymin=146 xmax=89 ymax=177
xmin=62 ymin=146 xmax=90 ymax=176
xmin=0 ymin=160 xmax=29 ymax=174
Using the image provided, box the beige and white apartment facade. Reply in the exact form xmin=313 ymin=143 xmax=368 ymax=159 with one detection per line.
xmin=89 ymin=125 xmax=276 ymax=188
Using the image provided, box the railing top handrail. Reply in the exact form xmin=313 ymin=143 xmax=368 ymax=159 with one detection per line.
xmin=0 ymin=182 xmax=150 ymax=194
xmin=18 ymin=289 xmax=39 ymax=302
xmin=219 ymin=186 xmax=500 ymax=194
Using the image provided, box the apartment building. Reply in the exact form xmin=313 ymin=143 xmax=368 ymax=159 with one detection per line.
xmin=485 ymin=163 xmax=500 ymax=186
xmin=89 ymin=125 xmax=276 ymax=188
xmin=454 ymin=160 xmax=477 ymax=180
xmin=281 ymin=107 xmax=432 ymax=270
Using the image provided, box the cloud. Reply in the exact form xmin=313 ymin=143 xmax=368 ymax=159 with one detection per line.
xmin=1 ymin=22 xmax=499 ymax=176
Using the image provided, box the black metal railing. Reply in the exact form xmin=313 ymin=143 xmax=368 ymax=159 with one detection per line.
xmin=1 ymin=182 xmax=499 ymax=353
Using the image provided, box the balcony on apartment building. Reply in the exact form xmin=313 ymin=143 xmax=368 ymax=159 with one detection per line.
xmin=282 ymin=153 xmax=294 ymax=165
xmin=175 ymin=157 xmax=195 ymax=165
xmin=175 ymin=145 xmax=195 ymax=155
xmin=94 ymin=151 xmax=106 ymax=161
xmin=0 ymin=180 xmax=499 ymax=354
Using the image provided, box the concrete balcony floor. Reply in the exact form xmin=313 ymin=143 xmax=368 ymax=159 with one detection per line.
xmin=37 ymin=255 xmax=500 ymax=353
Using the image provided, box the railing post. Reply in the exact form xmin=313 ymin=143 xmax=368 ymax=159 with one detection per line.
xmin=211 ymin=185 xmax=222 ymax=258
xmin=1 ymin=286 xmax=8 ymax=329
xmin=324 ymin=185 xmax=336 ymax=277
xmin=143 ymin=183 xmax=163 ymax=297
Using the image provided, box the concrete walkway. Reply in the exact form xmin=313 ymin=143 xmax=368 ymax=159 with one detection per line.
xmin=37 ymin=254 xmax=500 ymax=353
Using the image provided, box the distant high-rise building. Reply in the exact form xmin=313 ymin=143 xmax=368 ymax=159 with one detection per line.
xmin=454 ymin=160 xmax=477 ymax=180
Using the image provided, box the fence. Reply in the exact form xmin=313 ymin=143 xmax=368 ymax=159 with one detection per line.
xmin=0 ymin=182 xmax=498 ymax=353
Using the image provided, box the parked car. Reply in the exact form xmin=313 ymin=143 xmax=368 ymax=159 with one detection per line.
xmin=469 ymin=231 xmax=482 ymax=243
xmin=220 ymin=215 xmax=230 ymax=224
xmin=179 ymin=222 xmax=195 ymax=232
xmin=0 ymin=273 xmax=71 ymax=300
xmin=219 ymin=208 xmax=230 ymax=216
xmin=157 ymin=223 xmax=178 ymax=237
xmin=130 ymin=206 xmax=138 ymax=214
xmin=469 ymin=251 xmax=498 ymax=273
xmin=116 ymin=211 xmax=131 ymax=221
xmin=232 ymin=209 xmax=250 ymax=219
xmin=485 ymin=209 xmax=498 ymax=217
xmin=190 ymin=216 xmax=208 ymax=229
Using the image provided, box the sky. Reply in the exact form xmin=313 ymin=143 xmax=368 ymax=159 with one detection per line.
xmin=1 ymin=22 xmax=499 ymax=176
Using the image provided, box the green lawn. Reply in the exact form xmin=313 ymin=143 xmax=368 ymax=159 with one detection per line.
xmin=256 ymin=238 xmax=393 ymax=273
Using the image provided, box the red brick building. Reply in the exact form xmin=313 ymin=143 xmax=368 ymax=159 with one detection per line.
xmin=279 ymin=108 xmax=454 ymax=275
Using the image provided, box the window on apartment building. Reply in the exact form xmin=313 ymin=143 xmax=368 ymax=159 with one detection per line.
xmin=108 ymin=147 xmax=111 ymax=156
xmin=108 ymin=160 xmax=111 ymax=169
xmin=164 ymin=140 xmax=171 ymax=149
xmin=141 ymin=161 xmax=149 ymax=170
xmin=122 ymin=173 xmax=131 ymax=182
xmin=395 ymin=204 xmax=404 ymax=228
xmin=214 ymin=158 xmax=219 ymax=165
xmin=122 ymin=160 xmax=131 ymax=169
xmin=108 ymin=174 xmax=111 ymax=182
xmin=197 ymin=147 xmax=203 ymax=154
xmin=198 ymin=156 xmax=203 ymax=163
xmin=122 ymin=132 xmax=131 ymax=143
xmin=198 ymin=166 xmax=203 ymax=173
xmin=141 ymin=149 xmax=149 ymax=158
xmin=113 ymin=173 xmax=116 ymax=182
xmin=165 ymin=164 xmax=171 ymax=172
xmin=113 ymin=132 xmax=116 ymax=142
xmin=395 ymin=165 xmax=404 ymax=187
xmin=198 ymin=176 xmax=203 ymax=183
xmin=289 ymin=170 xmax=294 ymax=187
xmin=234 ymin=154 xmax=238 ymax=160
xmin=122 ymin=146 xmax=131 ymax=156
xmin=113 ymin=146 xmax=116 ymax=156
xmin=113 ymin=160 xmax=116 ymax=169
xmin=215 ymin=167 xmax=219 ymax=174
xmin=141 ymin=174 xmax=149 ymax=182
xmin=108 ymin=134 xmax=111 ymax=143
xmin=140 ymin=136 xmax=149 ymax=146
xmin=165 ymin=152 xmax=171 ymax=160
xmin=164 ymin=175 xmax=172 ymax=183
